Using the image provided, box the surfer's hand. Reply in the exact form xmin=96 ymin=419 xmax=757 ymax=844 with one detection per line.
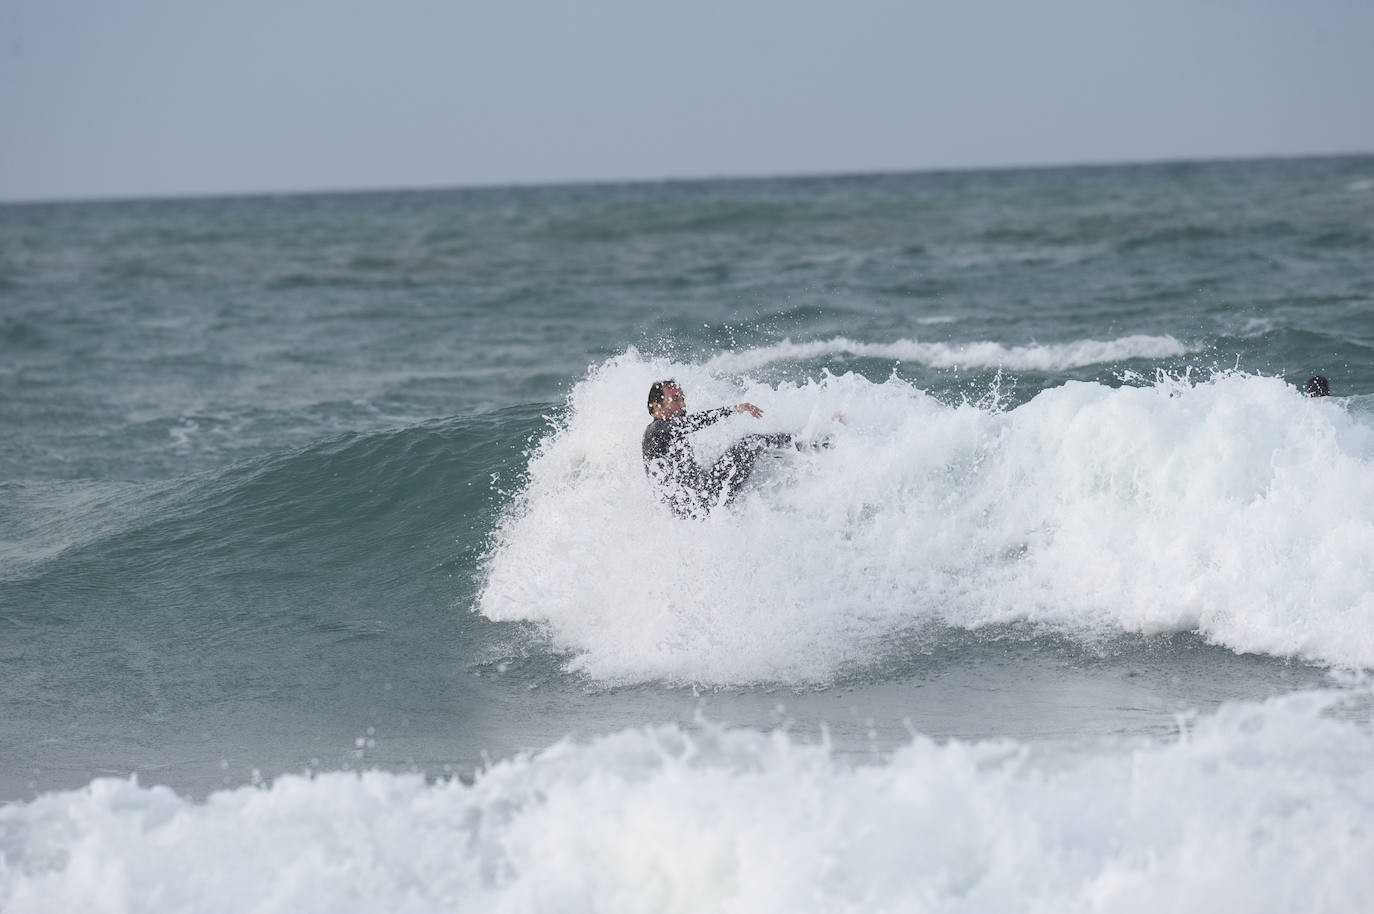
xmin=734 ymin=402 xmax=763 ymax=418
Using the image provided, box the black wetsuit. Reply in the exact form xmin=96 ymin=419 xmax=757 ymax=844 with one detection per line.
xmin=642 ymin=407 xmax=793 ymax=518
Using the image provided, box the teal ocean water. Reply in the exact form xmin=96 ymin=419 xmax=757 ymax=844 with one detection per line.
xmin=3 ymin=157 xmax=1374 ymax=911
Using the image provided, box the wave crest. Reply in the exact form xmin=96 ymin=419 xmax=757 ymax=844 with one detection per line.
xmin=480 ymin=348 xmax=1374 ymax=684
xmin=703 ymin=333 xmax=1192 ymax=374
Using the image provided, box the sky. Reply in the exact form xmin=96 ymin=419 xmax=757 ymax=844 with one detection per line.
xmin=2 ymin=0 xmax=1372 ymax=202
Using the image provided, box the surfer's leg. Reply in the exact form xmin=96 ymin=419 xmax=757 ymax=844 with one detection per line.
xmin=707 ymin=434 xmax=794 ymax=504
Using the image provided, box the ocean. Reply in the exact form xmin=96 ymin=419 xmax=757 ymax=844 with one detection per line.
xmin=2 ymin=155 xmax=1373 ymax=911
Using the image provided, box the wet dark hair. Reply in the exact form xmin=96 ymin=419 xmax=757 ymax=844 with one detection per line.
xmin=647 ymin=379 xmax=675 ymax=415
xmin=1306 ymin=375 xmax=1330 ymax=397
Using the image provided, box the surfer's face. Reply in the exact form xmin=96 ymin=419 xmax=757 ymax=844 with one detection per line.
xmin=658 ymin=383 xmax=686 ymax=417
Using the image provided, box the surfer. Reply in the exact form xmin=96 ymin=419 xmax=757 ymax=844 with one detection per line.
xmin=642 ymin=379 xmax=799 ymax=518
xmin=1305 ymin=375 xmax=1330 ymax=397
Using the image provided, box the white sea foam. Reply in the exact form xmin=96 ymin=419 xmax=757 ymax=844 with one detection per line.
xmin=702 ymin=333 xmax=1192 ymax=374
xmin=480 ymin=348 xmax=1374 ymax=684
xmin=2 ymin=687 xmax=1371 ymax=913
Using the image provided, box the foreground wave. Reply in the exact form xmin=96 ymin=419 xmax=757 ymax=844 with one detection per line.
xmin=2 ymin=686 xmax=1370 ymax=914
xmin=481 ymin=348 xmax=1374 ymax=683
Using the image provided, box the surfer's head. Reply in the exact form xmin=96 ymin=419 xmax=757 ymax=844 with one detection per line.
xmin=1306 ymin=375 xmax=1330 ymax=398
xmin=647 ymin=380 xmax=686 ymax=418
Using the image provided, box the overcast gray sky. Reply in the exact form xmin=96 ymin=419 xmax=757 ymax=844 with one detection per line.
xmin=3 ymin=0 xmax=1371 ymax=202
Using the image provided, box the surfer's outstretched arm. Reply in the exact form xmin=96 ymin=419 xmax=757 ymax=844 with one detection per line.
xmin=680 ymin=401 xmax=762 ymax=430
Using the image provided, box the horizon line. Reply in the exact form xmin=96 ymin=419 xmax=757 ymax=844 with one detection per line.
xmin=3 ymin=149 xmax=1371 ymax=208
